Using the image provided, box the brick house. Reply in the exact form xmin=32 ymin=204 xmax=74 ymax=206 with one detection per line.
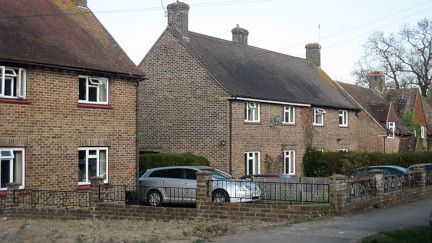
xmin=339 ymin=72 xmax=427 ymax=153
xmin=138 ymin=1 xmax=387 ymax=177
xmin=0 ymin=0 xmax=144 ymax=192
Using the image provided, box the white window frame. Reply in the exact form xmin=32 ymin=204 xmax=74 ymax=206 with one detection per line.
xmin=283 ymin=150 xmax=295 ymax=175
xmin=421 ymin=126 xmax=425 ymax=139
xmin=386 ymin=122 xmax=395 ymax=138
xmin=0 ymin=148 xmax=25 ymax=190
xmin=78 ymin=147 xmax=108 ymax=185
xmin=313 ymin=108 xmax=326 ymax=126
xmin=245 ymin=151 xmax=260 ymax=175
xmin=0 ymin=66 xmax=26 ymax=99
xmin=283 ymin=106 xmax=295 ymax=124
xmin=78 ymin=75 xmax=109 ymax=105
xmin=244 ymin=102 xmax=260 ymax=122
xmin=339 ymin=148 xmax=349 ymax=153
xmin=338 ymin=110 xmax=348 ymax=127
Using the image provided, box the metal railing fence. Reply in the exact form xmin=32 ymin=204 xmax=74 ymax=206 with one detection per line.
xmin=383 ymin=173 xmax=418 ymax=193
xmin=346 ymin=178 xmax=376 ymax=200
xmin=13 ymin=190 xmax=89 ymax=209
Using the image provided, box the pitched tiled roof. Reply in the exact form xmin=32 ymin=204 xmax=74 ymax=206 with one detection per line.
xmin=385 ymin=89 xmax=418 ymax=116
xmin=338 ymin=82 xmax=412 ymax=136
xmin=337 ymin=82 xmax=388 ymax=122
xmin=183 ymin=31 xmax=359 ymax=110
xmin=398 ymin=137 xmax=420 ymax=152
xmin=0 ymin=0 xmax=143 ymax=76
xmin=421 ymin=97 xmax=432 ymax=135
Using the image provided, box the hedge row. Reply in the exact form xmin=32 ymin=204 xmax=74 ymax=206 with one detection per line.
xmin=303 ymin=145 xmax=432 ymax=177
xmin=139 ymin=153 xmax=210 ymax=176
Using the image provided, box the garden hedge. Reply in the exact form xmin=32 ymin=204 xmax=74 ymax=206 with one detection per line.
xmin=139 ymin=153 xmax=210 ymax=176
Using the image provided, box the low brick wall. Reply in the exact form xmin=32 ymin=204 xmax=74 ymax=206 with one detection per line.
xmin=3 ymin=168 xmax=432 ymax=222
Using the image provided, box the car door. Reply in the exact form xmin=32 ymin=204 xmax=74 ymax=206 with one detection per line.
xmin=164 ymin=168 xmax=185 ymax=203
xmin=183 ymin=169 xmax=198 ymax=203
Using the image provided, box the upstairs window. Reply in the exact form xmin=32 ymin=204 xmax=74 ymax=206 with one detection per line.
xmin=0 ymin=66 xmax=26 ymax=99
xmin=244 ymin=102 xmax=259 ymax=122
xmin=313 ymin=108 xmax=326 ymax=126
xmin=421 ymin=126 xmax=425 ymax=139
xmin=386 ymin=122 xmax=395 ymax=138
xmin=339 ymin=110 xmax=348 ymax=127
xmin=283 ymin=106 xmax=295 ymax=124
xmin=79 ymin=76 xmax=108 ymax=104
xmin=0 ymin=148 xmax=25 ymax=190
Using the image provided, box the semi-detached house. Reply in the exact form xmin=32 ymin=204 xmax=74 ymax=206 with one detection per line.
xmin=0 ymin=0 xmax=144 ymax=192
xmin=138 ymin=1 xmax=386 ymax=178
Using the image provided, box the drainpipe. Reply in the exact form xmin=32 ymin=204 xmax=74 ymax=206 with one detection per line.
xmin=136 ymin=77 xmax=140 ymax=189
xmin=229 ymin=99 xmax=233 ymax=175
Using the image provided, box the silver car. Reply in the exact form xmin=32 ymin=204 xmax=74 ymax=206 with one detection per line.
xmin=139 ymin=166 xmax=261 ymax=206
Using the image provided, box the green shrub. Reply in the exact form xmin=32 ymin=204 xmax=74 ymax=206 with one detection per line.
xmin=139 ymin=153 xmax=210 ymax=176
xmin=303 ymin=145 xmax=328 ymax=177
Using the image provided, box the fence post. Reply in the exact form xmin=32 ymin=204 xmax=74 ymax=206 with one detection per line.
xmin=89 ymin=176 xmax=104 ymax=219
xmin=195 ymin=171 xmax=212 ymax=209
xmin=368 ymin=169 xmax=384 ymax=207
xmin=412 ymin=165 xmax=426 ymax=196
xmin=329 ymin=174 xmax=347 ymax=214
xmin=5 ymin=183 xmax=20 ymax=218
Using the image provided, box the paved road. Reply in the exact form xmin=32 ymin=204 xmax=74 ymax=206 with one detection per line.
xmin=208 ymin=198 xmax=432 ymax=243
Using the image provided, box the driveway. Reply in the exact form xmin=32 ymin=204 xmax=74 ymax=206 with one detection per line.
xmin=207 ymin=198 xmax=432 ymax=243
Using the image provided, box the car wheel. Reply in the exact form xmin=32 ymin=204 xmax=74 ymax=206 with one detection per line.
xmin=212 ymin=189 xmax=230 ymax=202
xmin=147 ymin=190 xmax=163 ymax=206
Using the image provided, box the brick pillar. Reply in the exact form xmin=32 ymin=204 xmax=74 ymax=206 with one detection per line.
xmin=89 ymin=176 xmax=104 ymax=219
xmin=413 ymin=165 xmax=426 ymax=196
xmin=5 ymin=183 xmax=20 ymax=218
xmin=368 ymin=169 xmax=384 ymax=207
xmin=329 ymin=174 xmax=347 ymax=214
xmin=196 ymin=171 xmax=212 ymax=209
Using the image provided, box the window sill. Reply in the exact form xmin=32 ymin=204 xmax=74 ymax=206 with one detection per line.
xmin=282 ymin=123 xmax=296 ymax=126
xmin=77 ymin=104 xmax=113 ymax=109
xmin=313 ymin=124 xmax=324 ymax=127
xmin=338 ymin=125 xmax=349 ymax=128
xmin=244 ymin=121 xmax=261 ymax=124
xmin=0 ymin=98 xmax=32 ymax=105
xmin=77 ymin=185 xmax=91 ymax=190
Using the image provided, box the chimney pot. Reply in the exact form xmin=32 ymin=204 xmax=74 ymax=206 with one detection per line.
xmin=74 ymin=0 xmax=87 ymax=8
xmin=231 ymin=24 xmax=249 ymax=45
xmin=369 ymin=71 xmax=386 ymax=94
xmin=305 ymin=43 xmax=321 ymax=67
xmin=167 ymin=2 xmax=190 ymax=38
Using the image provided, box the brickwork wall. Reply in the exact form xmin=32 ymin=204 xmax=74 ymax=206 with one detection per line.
xmin=138 ymin=29 xmax=231 ymax=173
xmin=0 ymin=65 xmax=137 ymax=190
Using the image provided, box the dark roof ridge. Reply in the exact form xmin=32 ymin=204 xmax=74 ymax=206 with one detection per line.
xmin=187 ymin=31 xmax=308 ymax=63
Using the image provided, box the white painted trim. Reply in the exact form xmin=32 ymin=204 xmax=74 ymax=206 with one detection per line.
xmin=233 ymin=97 xmax=310 ymax=107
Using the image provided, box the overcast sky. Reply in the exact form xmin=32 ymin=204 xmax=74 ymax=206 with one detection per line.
xmin=88 ymin=0 xmax=432 ymax=84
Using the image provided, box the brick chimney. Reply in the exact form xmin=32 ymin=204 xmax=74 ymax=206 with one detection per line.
xmin=369 ymin=71 xmax=386 ymax=94
xmin=305 ymin=43 xmax=321 ymax=67
xmin=74 ymin=0 xmax=87 ymax=8
xmin=167 ymin=1 xmax=190 ymax=38
xmin=232 ymin=24 xmax=249 ymax=45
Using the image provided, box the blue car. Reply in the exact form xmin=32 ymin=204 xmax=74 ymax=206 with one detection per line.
xmin=350 ymin=165 xmax=407 ymax=176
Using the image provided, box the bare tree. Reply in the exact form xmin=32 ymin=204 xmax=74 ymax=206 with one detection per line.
xmin=352 ymin=18 xmax=432 ymax=96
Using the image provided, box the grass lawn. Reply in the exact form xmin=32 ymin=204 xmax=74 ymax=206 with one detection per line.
xmin=362 ymin=226 xmax=431 ymax=243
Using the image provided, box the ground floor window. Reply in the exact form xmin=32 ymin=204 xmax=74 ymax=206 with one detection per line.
xmin=0 ymin=148 xmax=25 ymax=190
xmin=283 ymin=150 xmax=295 ymax=175
xmin=245 ymin=151 xmax=260 ymax=175
xmin=78 ymin=147 xmax=108 ymax=184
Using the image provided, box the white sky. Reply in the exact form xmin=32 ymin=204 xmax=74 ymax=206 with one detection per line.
xmin=88 ymin=0 xmax=432 ymax=84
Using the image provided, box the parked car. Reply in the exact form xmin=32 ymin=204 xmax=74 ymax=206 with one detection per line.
xmin=138 ymin=166 xmax=261 ymax=206
xmin=240 ymin=174 xmax=292 ymax=180
xmin=349 ymin=165 xmax=407 ymax=176
xmin=407 ymin=163 xmax=432 ymax=172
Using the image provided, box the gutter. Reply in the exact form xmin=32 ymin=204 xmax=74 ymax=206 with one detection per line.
xmin=229 ymin=97 xmax=311 ymax=107
xmin=0 ymin=58 xmax=146 ymax=81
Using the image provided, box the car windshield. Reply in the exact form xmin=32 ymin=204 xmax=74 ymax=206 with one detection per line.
xmin=202 ymin=168 xmax=232 ymax=179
